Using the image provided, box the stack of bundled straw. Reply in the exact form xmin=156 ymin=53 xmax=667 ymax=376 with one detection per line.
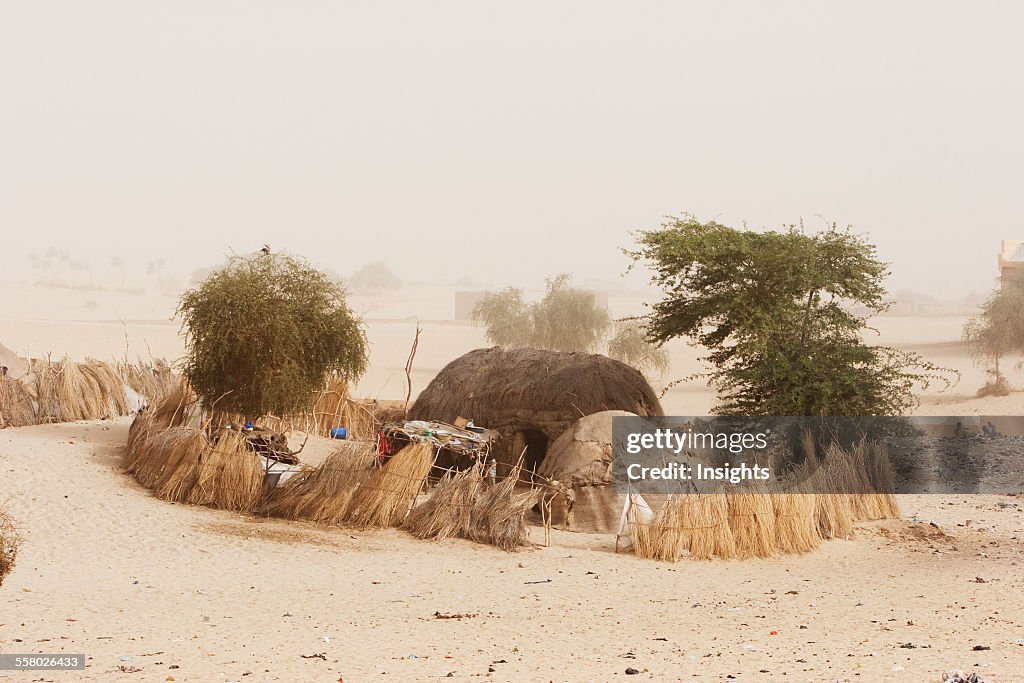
xmin=119 ymin=359 xmax=178 ymax=402
xmin=32 ymin=358 xmax=131 ymax=422
xmin=265 ymin=446 xmax=541 ymax=551
xmin=303 ymin=377 xmax=378 ymax=440
xmin=261 ymin=441 xmax=436 ymax=528
xmin=348 ymin=441 xmax=437 ymax=528
xmin=467 ymin=462 xmax=542 ymax=551
xmin=1 ymin=357 xmax=182 ymax=429
xmin=260 ymin=442 xmax=377 ymax=524
xmin=798 ymin=435 xmax=899 ymax=537
xmin=633 ymin=494 xmax=736 ymax=561
xmin=727 ymin=482 xmax=779 ymax=558
xmin=125 ymin=390 xmax=265 ymax=512
xmin=629 ymin=435 xmax=901 ymax=562
xmin=771 ymin=491 xmax=820 ymax=555
xmin=187 ymin=429 xmax=265 ymax=511
xmin=0 ymin=375 xmax=35 ymax=428
xmin=126 ymin=424 xmax=265 ymax=512
xmin=0 ymin=507 xmax=19 ymax=587
xmin=404 ymin=464 xmax=484 ymax=541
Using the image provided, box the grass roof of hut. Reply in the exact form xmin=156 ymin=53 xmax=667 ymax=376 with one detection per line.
xmin=409 ymin=347 xmax=664 ymax=429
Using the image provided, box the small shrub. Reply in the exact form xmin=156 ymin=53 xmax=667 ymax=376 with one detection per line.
xmin=0 ymin=507 xmax=20 ymax=587
xmin=177 ymin=252 xmax=368 ymax=420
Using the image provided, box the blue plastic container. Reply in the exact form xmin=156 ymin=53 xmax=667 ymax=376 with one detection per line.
xmin=330 ymin=427 xmax=348 ymax=440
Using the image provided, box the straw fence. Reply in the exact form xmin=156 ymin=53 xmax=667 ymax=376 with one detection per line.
xmin=126 ymin=392 xmax=541 ymax=550
xmin=629 ymin=436 xmax=900 ymax=562
xmin=0 ymin=357 xmax=179 ymax=428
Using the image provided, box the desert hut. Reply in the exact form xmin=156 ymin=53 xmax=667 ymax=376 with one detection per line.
xmin=408 ymin=347 xmax=663 ymax=474
xmin=537 ymin=409 xmax=638 ymax=532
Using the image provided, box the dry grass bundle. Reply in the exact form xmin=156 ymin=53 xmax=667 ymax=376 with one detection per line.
xmin=347 ymin=441 xmax=437 ymax=528
xmin=628 ymin=499 xmax=660 ymax=560
xmin=187 ymin=429 xmax=264 ymax=512
xmin=633 ymin=494 xmax=736 ymax=561
xmin=467 ymin=464 xmax=542 ymax=551
xmin=727 ymin=484 xmax=777 ymax=558
xmin=148 ymin=382 xmax=198 ymax=429
xmin=127 ymin=425 xmax=205 ymax=499
xmin=260 ymin=442 xmax=376 ymax=523
xmin=0 ymin=375 xmax=36 ymax=428
xmin=793 ymin=431 xmax=853 ymax=539
xmin=81 ymin=360 xmax=131 ymax=414
xmin=126 ymin=409 xmax=154 ymax=459
xmin=31 ymin=358 xmax=131 ymax=422
xmin=771 ymin=492 xmax=821 ymax=554
xmin=861 ymin=441 xmax=899 ymax=519
xmin=404 ymin=464 xmax=484 ymax=541
xmin=120 ymin=359 xmax=177 ymax=401
xmin=792 ymin=434 xmax=899 ymax=536
xmin=0 ymin=507 xmax=20 ymax=587
xmin=305 ymin=377 xmax=376 ymax=440
xmin=825 ymin=442 xmax=888 ymax=521
xmin=678 ymin=493 xmax=736 ymax=560
xmin=804 ymin=470 xmax=854 ymax=540
xmin=632 ymin=496 xmax=687 ymax=562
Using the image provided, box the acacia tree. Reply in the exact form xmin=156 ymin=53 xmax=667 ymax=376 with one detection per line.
xmin=627 ymin=216 xmax=954 ymax=416
xmin=177 ymin=252 xmax=368 ymax=421
xmin=962 ymin=283 xmax=1024 ymax=396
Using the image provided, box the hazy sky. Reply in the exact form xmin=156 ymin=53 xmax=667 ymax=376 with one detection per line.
xmin=3 ymin=2 xmax=1022 ymax=296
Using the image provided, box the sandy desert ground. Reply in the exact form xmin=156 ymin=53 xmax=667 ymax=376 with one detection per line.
xmin=2 ymin=281 xmax=1024 ymax=682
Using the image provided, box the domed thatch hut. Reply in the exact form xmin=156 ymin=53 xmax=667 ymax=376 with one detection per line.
xmin=409 ymin=347 xmax=663 ymax=473
xmin=538 ymin=410 xmax=639 ymax=532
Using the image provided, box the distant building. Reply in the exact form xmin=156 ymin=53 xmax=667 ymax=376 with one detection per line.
xmin=454 ymin=291 xmax=488 ymax=321
xmin=999 ymin=240 xmax=1024 ymax=289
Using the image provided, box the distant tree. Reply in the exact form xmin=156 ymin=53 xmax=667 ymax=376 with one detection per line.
xmin=470 ymin=287 xmax=533 ymax=347
xmin=962 ymin=284 xmax=1024 ymax=396
xmin=626 ymin=216 xmax=955 ymax=416
xmin=608 ymin=322 xmax=671 ymax=376
xmin=177 ymin=252 xmax=368 ymax=420
xmin=349 ymin=261 xmax=403 ymax=292
xmin=189 ymin=267 xmax=213 ymax=285
xmin=530 ymin=275 xmax=611 ymax=352
xmin=471 ymin=275 xmax=610 ymax=354
xmin=468 ymin=275 xmax=676 ymax=374
xmin=110 ymin=256 xmax=126 ymax=287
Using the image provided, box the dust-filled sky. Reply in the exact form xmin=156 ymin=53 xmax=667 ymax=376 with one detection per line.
xmin=2 ymin=2 xmax=1022 ymax=297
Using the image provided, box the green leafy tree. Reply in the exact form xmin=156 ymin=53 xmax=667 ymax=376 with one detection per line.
xmin=626 ymin=216 xmax=954 ymax=416
xmin=177 ymin=252 xmax=368 ymax=420
xmin=962 ymin=283 xmax=1024 ymax=396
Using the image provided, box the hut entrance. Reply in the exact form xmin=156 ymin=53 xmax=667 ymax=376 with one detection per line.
xmin=512 ymin=429 xmax=549 ymax=477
